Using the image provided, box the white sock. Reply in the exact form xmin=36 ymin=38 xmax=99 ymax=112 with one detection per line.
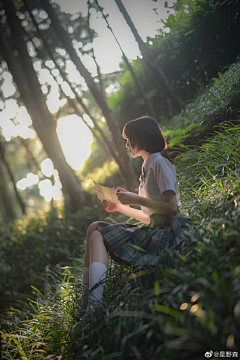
xmin=88 ymin=262 xmax=107 ymax=309
xmin=80 ymin=266 xmax=89 ymax=309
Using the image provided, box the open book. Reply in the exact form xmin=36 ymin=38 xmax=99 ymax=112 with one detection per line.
xmin=93 ymin=181 xmax=128 ymax=206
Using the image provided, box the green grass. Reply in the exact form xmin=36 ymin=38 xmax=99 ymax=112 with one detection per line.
xmin=0 ymin=202 xmax=107 ymax=314
xmin=176 ymin=122 xmax=240 ymax=220
xmin=162 ymin=59 xmax=240 ymax=146
xmin=1 ymin=120 xmax=240 ymax=359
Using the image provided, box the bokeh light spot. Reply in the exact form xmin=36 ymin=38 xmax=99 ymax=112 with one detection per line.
xmin=41 ymin=158 xmax=54 ymax=177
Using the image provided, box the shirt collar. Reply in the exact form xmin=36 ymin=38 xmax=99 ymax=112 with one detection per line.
xmin=142 ymin=152 xmax=162 ymax=172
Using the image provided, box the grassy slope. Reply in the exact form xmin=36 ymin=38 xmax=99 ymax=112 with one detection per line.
xmin=1 ymin=62 xmax=240 ymax=359
xmin=162 ymin=60 xmax=240 ymax=147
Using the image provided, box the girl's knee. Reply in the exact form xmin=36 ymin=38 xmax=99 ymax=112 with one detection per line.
xmin=87 ymin=222 xmax=99 ymax=239
xmin=89 ymin=230 xmax=102 ymax=245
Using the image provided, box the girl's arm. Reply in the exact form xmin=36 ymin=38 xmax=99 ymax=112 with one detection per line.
xmin=139 ymin=190 xmax=178 ymax=215
xmin=101 ymin=200 xmax=150 ymax=224
xmin=116 ymin=190 xmax=177 ymax=216
xmin=117 ymin=204 xmax=151 ymax=224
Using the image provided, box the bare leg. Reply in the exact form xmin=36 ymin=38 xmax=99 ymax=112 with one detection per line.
xmin=84 ymin=222 xmax=99 ymax=267
xmin=81 ymin=223 xmax=109 ymax=310
xmin=87 ymin=230 xmax=109 ymax=309
xmin=80 ymin=222 xmax=99 ymax=310
xmin=89 ymin=230 xmax=109 ymax=267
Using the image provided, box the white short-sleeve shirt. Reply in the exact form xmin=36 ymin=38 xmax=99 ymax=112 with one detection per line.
xmin=138 ymin=152 xmax=181 ymax=216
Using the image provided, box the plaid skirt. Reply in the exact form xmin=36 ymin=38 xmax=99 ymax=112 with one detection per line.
xmin=98 ymin=213 xmax=188 ymax=266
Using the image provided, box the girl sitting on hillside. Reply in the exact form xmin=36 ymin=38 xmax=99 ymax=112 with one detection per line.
xmin=80 ymin=116 xmax=187 ymax=311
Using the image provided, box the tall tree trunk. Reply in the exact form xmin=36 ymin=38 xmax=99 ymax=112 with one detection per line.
xmin=0 ymin=139 xmax=26 ymax=215
xmin=1 ymin=2 xmax=85 ymax=208
xmin=87 ymin=2 xmax=105 ymax=95
xmin=23 ymin=0 xmax=133 ymax=186
xmin=22 ymin=3 xmax=110 ymax=157
xmin=95 ymin=0 xmax=157 ymax=120
xmin=0 ymin=160 xmax=16 ymax=221
xmin=39 ymin=0 xmax=139 ymax=190
xmin=115 ymin=0 xmax=185 ymax=113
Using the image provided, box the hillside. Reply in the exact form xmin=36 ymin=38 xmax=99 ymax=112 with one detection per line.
xmin=1 ymin=60 xmax=240 ymax=359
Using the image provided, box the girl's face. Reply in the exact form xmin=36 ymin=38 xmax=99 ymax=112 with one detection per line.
xmin=126 ymin=139 xmax=139 ymax=158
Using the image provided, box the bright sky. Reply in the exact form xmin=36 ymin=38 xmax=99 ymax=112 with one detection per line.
xmin=56 ymin=0 xmax=174 ymax=74
xmin=0 ymin=0 xmax=174 ymax=203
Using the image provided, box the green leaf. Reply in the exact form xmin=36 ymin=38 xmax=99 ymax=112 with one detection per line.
xmin=0 ymin=331 xmax=7 ymax=341
xmin=128 ymin=244 xmax=148 ymax=253
xmin=154 ymin=305 xmax=183 ymax=318
xmin=154 ymin=280 xmax=160 ymax=298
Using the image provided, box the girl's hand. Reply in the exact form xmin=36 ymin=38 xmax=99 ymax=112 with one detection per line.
xmin=117 ymin=186 xmax=127 ymax=192
xmin=101 ymin=200 xmax=120 ymax=213
xmin=116 ymin=191 xmax=140 ymax=206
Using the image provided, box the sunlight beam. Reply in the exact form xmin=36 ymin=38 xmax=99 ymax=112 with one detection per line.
xmin=56 ymin=114 xmax=93 ymax=170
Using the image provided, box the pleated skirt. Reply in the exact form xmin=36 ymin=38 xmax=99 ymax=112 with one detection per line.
xmin=98 ymin=213 xmax=188 ymax=267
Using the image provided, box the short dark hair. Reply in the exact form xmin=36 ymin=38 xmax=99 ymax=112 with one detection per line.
xmin=122 ymin=116 xmax=167 ymax=153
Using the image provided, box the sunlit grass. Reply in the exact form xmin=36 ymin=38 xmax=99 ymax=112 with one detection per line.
xmin=176 ymin=122 xmax=240 ymax=220
xmin=162 ymin=60 xmax=240 ymax=146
